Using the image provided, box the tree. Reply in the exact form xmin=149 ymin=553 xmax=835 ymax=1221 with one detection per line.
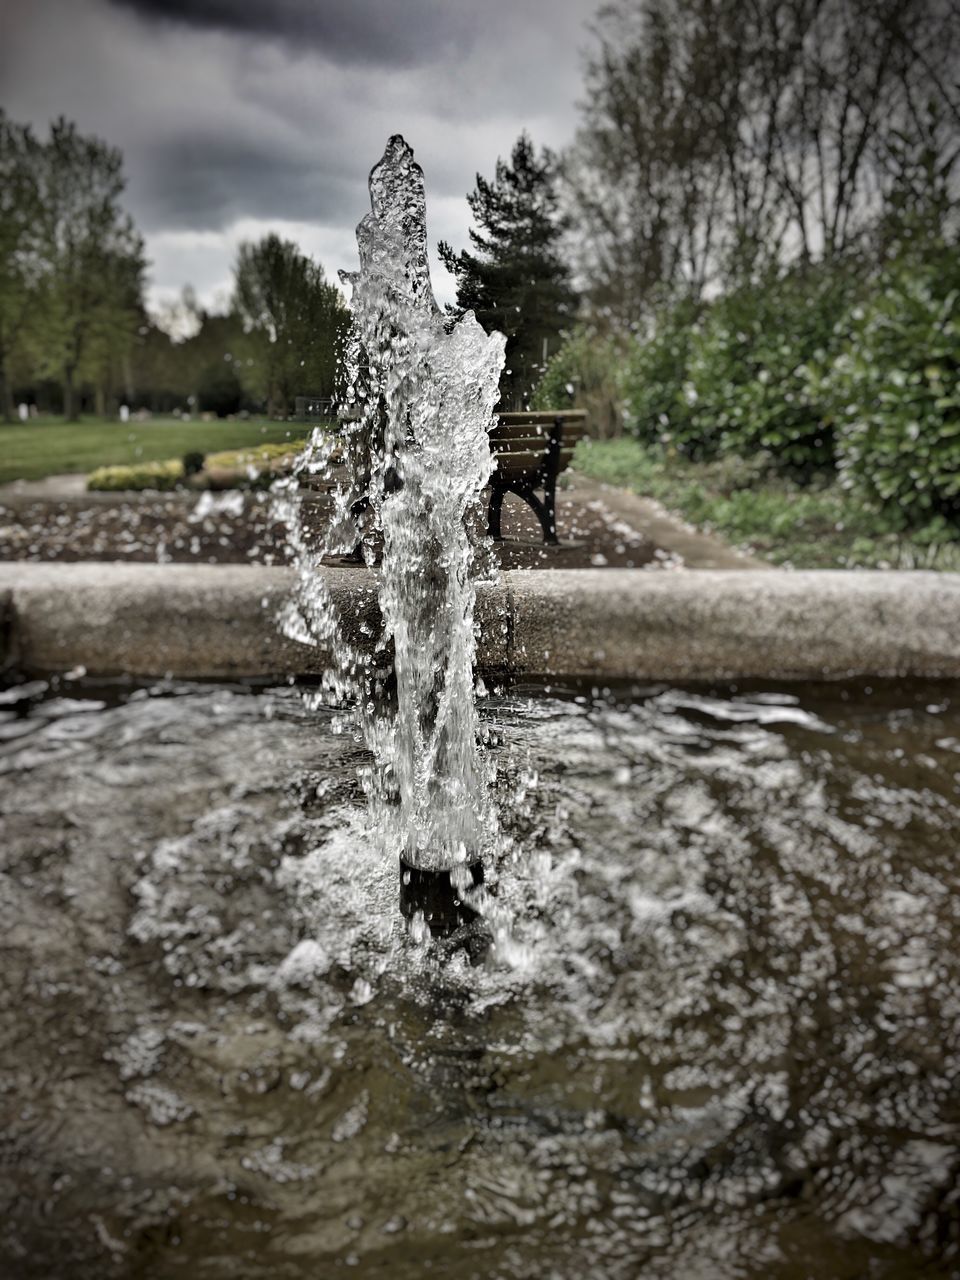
xmin=81 ymin=248 xmax=146 ymax=414
xmin=125 ymin=304 xmax=250 ymax=415
xmin=566 ymin=0 xmax=738 ymax=327
xmin=569 ymin=0 xmax=960 ymax=327
xmin=196 ymin=357 xmax=243 ymax=417
xmin=35 ymin=117 xmax=146 ymax=420
xmin=0 ymin=113 xmax=42 ymax=422
xmin=439 ymin=133 xmax=578 ymax=407
xmin=231 ymin=234 xmax=349 ymax=417
xmin=126 ymin=317 xmax=183 ymax=413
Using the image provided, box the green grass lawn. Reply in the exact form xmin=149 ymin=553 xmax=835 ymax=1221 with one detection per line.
xmin=0 ymin=416 xmax=308 ymax=485
xmin=574 ymin=437 xmax=960 ymax=570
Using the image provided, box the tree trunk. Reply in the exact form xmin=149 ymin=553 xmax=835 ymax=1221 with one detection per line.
xmin=0 ymin=356 xmax=13 ymax=424
xmin=95 ymin=384 xmax=106 ymax=418
xmin=64 ymin=367 xmax=78 ymax=422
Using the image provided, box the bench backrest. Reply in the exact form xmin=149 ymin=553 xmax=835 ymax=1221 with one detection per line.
xmin=489 ymin=410 xmax=589 ymax=480
xmin=296 ymin=395 xmax=336 ymax=422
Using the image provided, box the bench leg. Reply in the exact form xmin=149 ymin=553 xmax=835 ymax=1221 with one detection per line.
xmin=519 ymin=487 xmax=558 ymax=545
xmin=539 ymin=418 xmax=562 ymax=545
xmin=490 ymin=483 xmax=560 ymax=544
xmin=540 ymin=473 xmax=559 ymax=545
xmin=487 ymin=485 xmax=505 ymax=541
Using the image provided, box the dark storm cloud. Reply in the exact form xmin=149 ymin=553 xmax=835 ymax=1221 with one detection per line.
xmin=106 ymin=0 xmax=481 ymax=68
xmin=133 ymin=134 xmax=358 ymax=231
xmin=2 ymin=0 xmax=599 ymax=307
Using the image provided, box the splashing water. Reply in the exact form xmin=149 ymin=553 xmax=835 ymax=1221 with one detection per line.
xmin=276 ymin=136 xmax=506 ymax=874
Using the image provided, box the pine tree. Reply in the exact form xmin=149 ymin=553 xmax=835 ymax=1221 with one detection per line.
xmin=439 ymin=133 xmax=578 ymax=408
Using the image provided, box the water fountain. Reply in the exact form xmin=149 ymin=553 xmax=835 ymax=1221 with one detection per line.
xmin=276 ymin=136 xmax=505 ymax=935
xmin=2 ymin=139 xmax=960 ymax=1279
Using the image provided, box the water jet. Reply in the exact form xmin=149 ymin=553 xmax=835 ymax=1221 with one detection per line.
xmin=276 ymin=134 xmax=505 ymax=925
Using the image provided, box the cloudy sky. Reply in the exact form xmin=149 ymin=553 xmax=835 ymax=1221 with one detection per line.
xmin=1 ymin=0 xmax=600 ymax=317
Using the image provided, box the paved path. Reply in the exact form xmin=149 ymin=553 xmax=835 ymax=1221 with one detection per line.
xmin=565 ymin=472 xmax=770 ymax=570
xmin=0 ymin=473 xmax=88 ymax=499
xmin=0 ymin=473 xmax=134 ymax=510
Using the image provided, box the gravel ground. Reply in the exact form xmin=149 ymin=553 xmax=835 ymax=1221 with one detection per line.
xmin=0 ymin=485 xmax=683 ymax=571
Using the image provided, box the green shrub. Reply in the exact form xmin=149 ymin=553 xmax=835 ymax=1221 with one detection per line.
xmin=530 ymin=328 xmax=608 ymax=406
xmin=621 ymin=299 xmax=700 ymax=444
xmin=616 ymin=265 xmax=859 ymax=476
xmin=676 ymin=265 xmax=859 ymax=473
xmin=87 ymin=459 xmax=184 ymax=491
xmin=204 ymin=440 xmax=304 ymax=470
xmin=86 ymin=440 xmax=306 ymax=491
xmin=204 ymin=440 xmax=305 ymax=487
xmin=530 ymin=328 xmax=625 ymax=434
xmin=820 ymin=243 xmax=960 ymax=526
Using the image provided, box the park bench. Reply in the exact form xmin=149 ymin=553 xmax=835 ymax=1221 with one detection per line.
xmin=294 ymin=394 xmax=336 ymax=422
xmin=300 ymin=407 xmax=590 ymax=549
xmin=487 ymin=410 xmax=589 ymax=544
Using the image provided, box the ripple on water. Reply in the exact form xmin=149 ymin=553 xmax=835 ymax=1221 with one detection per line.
xmin=0 ymin=679 xmax=959 ymax=1278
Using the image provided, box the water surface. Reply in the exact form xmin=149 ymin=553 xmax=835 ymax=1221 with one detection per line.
xmin=1 ymin=677 xmax=958 ymax=1278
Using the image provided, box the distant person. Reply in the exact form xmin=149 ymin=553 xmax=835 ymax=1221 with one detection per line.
xmin=119 ymin=404 xmax=130 ymax=423
xmin=17 ymin=403 xmax=28 ymax=422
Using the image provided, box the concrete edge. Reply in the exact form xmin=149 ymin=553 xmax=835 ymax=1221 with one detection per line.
xmin=1 ymin=562 xmax=960 ymax=682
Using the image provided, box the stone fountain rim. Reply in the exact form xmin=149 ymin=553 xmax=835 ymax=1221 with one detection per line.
xmin=2 ymin=561 xmax=960 ymax=682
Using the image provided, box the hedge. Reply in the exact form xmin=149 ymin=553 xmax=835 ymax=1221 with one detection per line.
xmin=822 ymin=245 xmax=960 ymax=526
xmin=87 ymin=440 xmax=307 ymax=492
xmin=87 ymin=459 xmax=184 ymax=491
xmin=537 ymin=236 xmax=958 ymax=529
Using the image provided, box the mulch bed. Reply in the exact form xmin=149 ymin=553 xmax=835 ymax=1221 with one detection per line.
xmin=0 ymin=486 xmax=680 ymax=571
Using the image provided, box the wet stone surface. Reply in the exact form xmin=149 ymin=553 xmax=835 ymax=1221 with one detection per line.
xmin=1 ymin=677 xmax=959 ymax=1278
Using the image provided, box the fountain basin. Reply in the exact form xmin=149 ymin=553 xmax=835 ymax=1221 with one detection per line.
xmin=2 ymin=674 xmax=959 ymax=1277
xmin=2 ymin=561 xmax=960 ymax=681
